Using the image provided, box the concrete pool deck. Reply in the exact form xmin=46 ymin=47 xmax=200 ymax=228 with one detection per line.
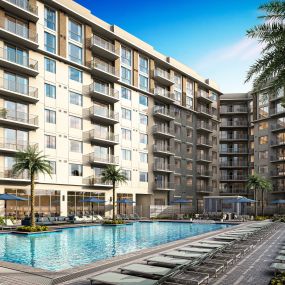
xmin=0 ymin=221 xmax=280 ymax=285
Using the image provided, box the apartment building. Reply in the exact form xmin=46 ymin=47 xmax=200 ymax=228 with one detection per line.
xmin=0 ymin=0 xmax=221 ymax=217
xmin=220 ymin=90 xmax=285 ymax=204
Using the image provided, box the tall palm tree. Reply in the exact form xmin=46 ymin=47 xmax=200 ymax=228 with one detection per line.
xmin=12 ymin=145 xmax=52 ymax=227
xmin=247 ymin=173 xmax=272 ymax=216
xmin=245 ymin=1 xmax=285 ymax=106
xmin=101 ymin=165 xmax=127 ymax=222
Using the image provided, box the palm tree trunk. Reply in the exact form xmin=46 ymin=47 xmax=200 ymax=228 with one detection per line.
xmin=261 ymin=189 xmax=264 ymax=217
xmin=30 ymin=173 xmax=35 ymax=227
xmin=254 ymin=188 xmax=257 ymax=217
xmin=112 ymin=182 xmax=116 ymax=222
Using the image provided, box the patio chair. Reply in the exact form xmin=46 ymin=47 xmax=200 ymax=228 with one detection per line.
xmin=88 ymin=272 xmax=157 ymax=285
xmin=162 ymin=250 xmax=205 ymax=260
xmin=168 ymin=270 xmax=209 ymax=285
xmin=179 ymin=247 xmax=213 ymax=253
xmin=145 ymin=256 xmax=190 ymax=267
xmin=186 ymin=262 xmax=224 ymax=278
xmin=270 ymin=262 xmax=285 ymax=274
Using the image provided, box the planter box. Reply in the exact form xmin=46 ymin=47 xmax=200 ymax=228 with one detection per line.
xmin=11 ymin=229 xmax=62 ymax=235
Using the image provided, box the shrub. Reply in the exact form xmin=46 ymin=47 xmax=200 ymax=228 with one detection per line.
xmin=16 ymin=226 xmax=48 ymax=232
xmin=0 ymin=216 xmax=15 ymax=224
xmin=255 ymin=216 xmax=270 ymax=221
xmin=269 ymin=272 xmax=285 ymax=284
xmin=103 ymin=220 xmax=125 ymax=225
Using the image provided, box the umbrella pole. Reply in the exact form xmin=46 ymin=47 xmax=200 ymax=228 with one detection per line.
xmin=5 ymin=200 xmax=7 ymax=225
xmin=92 ymin=203 xmax=94 ymax=222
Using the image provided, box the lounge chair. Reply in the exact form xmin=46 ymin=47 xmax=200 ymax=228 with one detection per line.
xmin=169 ymin=270 xmax=209 ymax=285
xmin=275 ymin=255 xmax=285 ymax=262
xmin=204 ymin=256 xmax=234 ymax=268
xmin=36 ymin=217 xmax=53 ymax=226
xmin=88 ymin=272 xmax=157 ymax=285
xmin=186 ymin=262 xmax=224 ymax=277
xmin=179 ymin=247 xmax=213 ymax=253
xmin=145 ymin=256 xmax=189 ymax=267
xmin=119 ymin=263 xmax=173 ymax=279
xmin=270 ymin=262 xmax=285 ymax=273
xmin=1 ymin=219 xmax=16 ymax=230
xmin=190 ymin=242 xmax=225 ymax=249
xmin=162 ymin=250 xmax=205 ymax=260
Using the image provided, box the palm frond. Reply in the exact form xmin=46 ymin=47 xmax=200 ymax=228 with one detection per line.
xmin=101 ymin=165 xmax=127 ymax=185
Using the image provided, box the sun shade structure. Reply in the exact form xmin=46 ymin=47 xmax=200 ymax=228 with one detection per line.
xmin=171 ymin=199 xmax=192 ymax=214
xmin=0 ymin=194 xmax=28 ymax=224
xmin=80 ymin=197 xmax=106 ymax=221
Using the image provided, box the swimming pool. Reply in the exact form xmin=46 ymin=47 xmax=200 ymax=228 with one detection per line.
xmin=0 ymin=222 xmax=232 ymax=271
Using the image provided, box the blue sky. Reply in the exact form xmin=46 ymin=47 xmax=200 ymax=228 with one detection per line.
xmin=75 ymin=0 xmax=265 ymax=92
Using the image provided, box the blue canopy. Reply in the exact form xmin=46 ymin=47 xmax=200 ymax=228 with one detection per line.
xmin=271 ymin=200 xmax=285 ymax=204
xmin=171 ymin=199 xmax=192 ymax=204
xmin=116 ymin=199 xmax=136 ymax=204
xmin=80 ymin=197 xmax=106 ymax=203
xmin=0 ymin=194 xmax=28 ymax=201
xmin=224 ymin=197 xmax=256 ymax=204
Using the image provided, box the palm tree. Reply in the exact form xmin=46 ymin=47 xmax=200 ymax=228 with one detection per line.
xmin=12 ymin=145 xmax=52 ymax=227
xmin=247 ymin=173 xmax=272 ymax=216
xmin=245 ymin=1 xmax=285 ymax=106
xmin=101 ymin=165 xmax=127 ymax=222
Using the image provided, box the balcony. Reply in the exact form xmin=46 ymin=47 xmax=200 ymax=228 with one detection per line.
xmin=197 ymin=170 xmax=212 ymax=178
xmin=0 ymin=20 xmax=38 ymax=49
xmin=85 ymin=153 xmax=119 ymax=166
xmin=153 ymin=88 xmax=175 ymax=103
xmin=83 ymin=175 xmax=112 ymax=188
xmin=153 ymin=145 xmax=174 ymax=156
xmin=196 ymin=186 xmax=213 ymax=193
xmin=220 ymin=121 xmax=248 ymax=128
xmin=197 ymin=90 xmax=213 ymax=103
xmin=271 ymin=139 xmax=285 ymax=148
xmin=271 ymin=170 xmax=285 ymax=178
xmin=271 ymin=123 xmax=285 ymax=132
xmin=0 ymin=0 xmax=38 ymax=22
xmin=0 ymin=168 xmax=30 ymax=183
xmin=0 ymin=109 xmax=38 ymax=129
xmin=152 ymin=125 xmax=175 ymax=139
xmin=196 ymin=122 xmax=213 ymax=133
xmin=220 ymin=161 xmax=249 ymax=168
xmin=84 ymin=130 xmax=119 ymax=146
xmin=197 ymin=138 xmax=212 ymax=148
xmin=153 ymin=107 xmax=174 ymax=121
xmin=197 ymin=154 xmax=212 ymax=163
xmin=220 ymin=148 xmax=248 ymax=155
xmin=272 ymin=185 xmax=285 ymax=193
xmin=0 ymin=77 xmax=38 ymax=103
xmin=153 ymin=181 xmax=175 ymax=191
xmin=153 ymin=68 xmax=174 ymax=86
xmin=220 ymin=188 xmax=248 ymax=195
xmin=270 ymin=107 xmax=285 ymax=118
xmin=0 ymin=47 xmax=38 ymax=77
xmin=84 ymin=106 xmax=119 ymax=125
xmin=0 ymin=139 xmax=37 ymax=153
xmin=220 ymin=107 xmax=248 ymax=114
xmin=90 ymin=35 xmax=119 ymax=61
xmin=220 ymin=175 xmax=248 ymax=181
xmin=153 ymin=162 xmax=174 ymax=173
xmin=220 ymin=135 xmax=248 ymax=141
xmin=88 ymin=82 xmax=119 ymax=103
xmin=197 ymin=105 xmax=213 ymax=118
xmin=270 ymin=156 xmax=285 ymax=163
xmin=88 ymin=58 xmax=119 ymax=82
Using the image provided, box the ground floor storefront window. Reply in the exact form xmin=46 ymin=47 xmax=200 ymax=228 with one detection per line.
xmin=117 ymin=193 xmax=133 ymax=215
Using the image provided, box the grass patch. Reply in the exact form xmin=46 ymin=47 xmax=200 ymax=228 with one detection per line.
xmin=16 ymin=226 xmax=48 ymax=232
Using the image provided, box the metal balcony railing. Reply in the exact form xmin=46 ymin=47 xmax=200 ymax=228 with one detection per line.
xmin=221 ymin=121 xmax=248 ymax=127
xmin=220 ymin=107 xmax=248 ymax=113
xmin=154 ymin=181 xmax=175 ymax=190
xmin=153 ymin=145 xmax=172 ymax=153
xmin=220 ymin=175 xmax=248 ymax=180
xmin=220 ymin=161 xmax=248 ymax=167
xmin=152 ymin=125 xmax=174 ymax=136
xmin=220 ymin=135 xmax=248 ymax=140
xmin=153 ymin=162 xmax=173 ymax=172
xmin=153 ymin=106 xmax=174 ymax=117
xmin=85 ymin=130 xmax=119 ymax=143
xmin=220 ymin=148 xmax=248 ymax=154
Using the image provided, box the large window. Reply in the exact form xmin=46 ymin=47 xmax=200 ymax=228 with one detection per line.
xmin=69 ymin=19 xmax=82 ymax=43
xmin=121 ymin=87 xmax=131 ymax=100
xmin=69 ymin=91 xmax=82 ymax=106
xmin=140 ymin=133 xmax=148 ymax=144
xmin=69 ymin=67 xmax=82 ymax=82
xmin=139 ymin=113 xmax=148 ymax=125
xmin=139 ymin=94 xmax=148 ymax=106
xmin=69 ymin=116 xmax=82 ymax=129
xmin=139 ymin=152 xmax=148 ymax=163
xmin=4 ymin=128 xmax=28 ymax=147
xmin=121 ymin=46 xmax=132 ymax=66
xmin=4 ymin=100 xmax=28 ymax=122
xmin=68 ymin=43 xmax=82 ymax=64
xmin=45 ymin=109 xmax=56 ymax=124
xmin=45 ymin=83 xmax=56 ymax=99
xmin=122 ymin=108 xmax=131 ymax=120
xmin=69 ymin=164 xmax=82 ymax=176
xmin=122 ymin=169 xmax=131 ymax=181
xmin=122 ymin=149 xmax=131 ymax=160
xmin=122 ymin=128 xmax=131 ymax=140
xmin=5 ymin=44 xmax=28 ymax=67
xmin=4 ymin=72 xmax=28 ymax=95
xmin=139 ymin=55 xmax=148 ymax=74
xmin=45 ymin=135 xmax=56 ymax=149
xmin=259 ymin=135 xmax=268 ymax=145
xmin=121 ymin=67 xmax=131 ymax=84
xmin=48 ymin=161 xmax=56 ymax=174
xmin=139 ymin=75 xmax=148 ymax=91
xmin=70 ymin=140 xmax=82 ymax=153
xmin=44 ymin=7 xmax=56 ymax=30
xmin=45 ymin=57 xmax=56 ymax=73
xmin=139 ymin=172 xmax=148 ymax=182
xmin=44 ymin=32 xmax=56 ymax=54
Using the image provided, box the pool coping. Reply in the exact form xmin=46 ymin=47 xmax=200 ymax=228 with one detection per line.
xmin=0 ymin=221 xmax=251 ymax=284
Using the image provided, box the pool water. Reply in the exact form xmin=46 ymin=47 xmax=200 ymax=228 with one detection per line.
xmin=0 ymin=222 xmax=232 ymax=271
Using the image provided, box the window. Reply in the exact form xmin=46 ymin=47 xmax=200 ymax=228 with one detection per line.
xmin=121 ymin=66 xmax=131 ymax=84
xmin=139 ymin=75 xmax=148 ymax=91
xmin=259 ymin=121 xmax=268 ymax=130
xmin=69 ymin=67 xmax=82 ymax=82
xmin=48 ymin=161 xmax=56 ymax=174
xmin=174 ymin=73 xmax=182 ymax=89
xmin=45 ymin=83 xmax=56 ymax=99
xmin=122 ymin=149 xmax=131 ymax=160
xmin=45 ymin=135 xmax=56 ymax=149
xmin=44 ymin=32 xmax=56 ymax=54
xmin=4 ymin=128 xmax=28 ymax=147
xmin=210 ymin=92 xmax=217 ymax=101
xmin=259 ymin=135 xmax=268 ymax=145
xmin=69 ymin=91 xmax=83 ymax=106
xmin=5 ymin=44 xmax=28 ymax=66
xmin=69 ymin=19 xmax=82 ymax=43
xmin=186 ymin=80 xmax=193 ymax=95
xmin=69 ymin=164 xmax=82 ymax=176
xmin=139 ymin=94 xmax=148 ymax=106
xmin=121 ymin=87 xmax=131 ymax=100
xmin=122 ymin=169 xmax=131 ymax=181
xmin=139 ymin=172 xmax=148 ymax=182
xmin=70 ymin=140 xmax=82 ymax=153
xmin=4 ymin=72 xmax=28 ymax=95
xmin=140 ymin=152 xmax=148 ymax=163
xmin=122 ymin=108 xmax=131 ymax=120
xmin=139 ymin=114 xmax=148 ymax=125
xmin=122 ymin=128 xmax=131 ymax=140
xmin=45 ymin=109 xmax=56 ymax=124
xmin=140 ymin=133 xmax=148 ymax=144
xmin=259 ymin=150 xmax=268 ymax=160
xmin=44 ymin=7 xmax=56 ymax=30
xmin=69 ymin=116 xmax=82 ymax=129
xmin=44 ymin=58 xmax=56 ymax=73
xmin=68 ymin=43 xmax=82 ymax=64
xmin=139 ymin=55 xmax=148 ymax=74
xmin=121 ymin=46 xmax=132 ymax=66
xmin=174 ymin=90 xmax=181 ymax=102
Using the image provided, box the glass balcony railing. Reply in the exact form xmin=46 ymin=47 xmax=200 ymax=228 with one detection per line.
xmin=153 ymin=106 xmax=174 ymax=118
xmin=89 ymin=82 xmax=119 ymax=99
xmin=0 ymin=168 xmax=29 ymax=180
xmin=153 ymin=88 xmax=174 ymax=100
xmin=87 ymin=153 xmax=119 ymax=164
xmin=91 ymin=35 xmax=118 ymax=55
xmin=0 ymin=109 xmax=38 ymax=125
xmin=83 ymin=175 xmax=112 ymax=186
xmin=154 ymin=68 xmax=173 ymax=81
xmin=220 ymin=175 xmax=248 ymax=180
xmin=153 ymin=145 xmax=172 ymax=153
xmin=6 ymin=0 xmax=38 ymax=15
xmin=85 ymin=130 xmax=119 ymax=143
xmin=89 ymin=58 xmax=118 ymax=76
xmin=0 ymin=139 xmax=36 ymax=151
xmin=87 ymin=106 xmax=119 ymax=121
xmin=152 ymin=125 xmax=174 ymax=136
xmin=154 ymin=181 xmax=175 ymax=190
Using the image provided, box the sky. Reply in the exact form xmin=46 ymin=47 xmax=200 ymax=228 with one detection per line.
xmin=74 ymin=0 xmax=266 ymax=93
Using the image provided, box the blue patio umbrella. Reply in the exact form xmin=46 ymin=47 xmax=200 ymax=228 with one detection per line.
xmin=116 ymin=199 xmax=136 ymax=215
xmin=171 ymin=199 xmax=192 ymax=214
xmin=224 ymin=197 xmax=256 ymax=204
xmin=0 ymin=194 xmax=28 ymax=224
xmin=80 ymin=197 xmax=106 ymax=221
